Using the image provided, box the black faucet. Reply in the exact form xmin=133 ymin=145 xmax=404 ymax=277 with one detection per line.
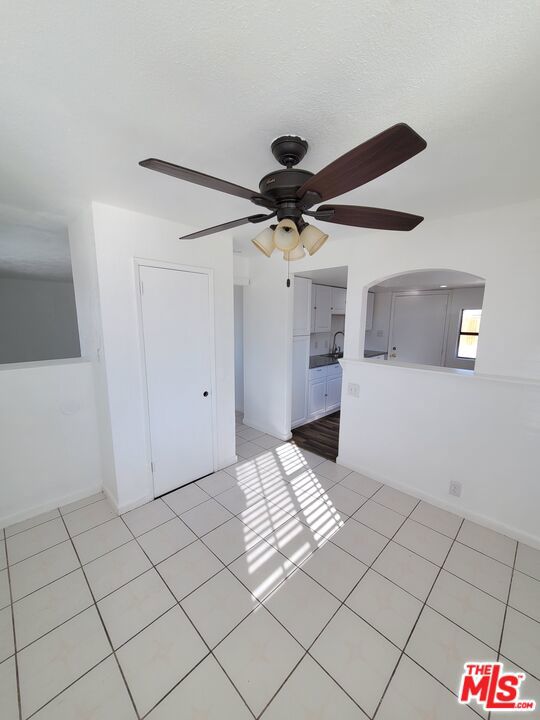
xmin=331 ymin=331 xmax=344 ymax=355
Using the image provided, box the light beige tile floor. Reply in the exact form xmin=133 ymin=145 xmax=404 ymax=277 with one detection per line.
xmin=1 ymin=427 xmax=538 ymax=719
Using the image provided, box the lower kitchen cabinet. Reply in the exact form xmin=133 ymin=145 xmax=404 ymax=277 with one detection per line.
xmin=326 ymin=374 xmax=342 ymax=412
xmin=307 ymin=363 xmax=342 ymax=420
xmin=308 ymin=378 xmax=327 ymax=417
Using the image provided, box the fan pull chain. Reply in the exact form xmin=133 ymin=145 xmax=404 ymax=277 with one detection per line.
xmin=286 ymin=255 xmax=291 ymax=287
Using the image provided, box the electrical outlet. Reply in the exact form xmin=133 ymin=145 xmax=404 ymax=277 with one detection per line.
xmin=347 ymin=382 xmax=360 ymax=398
xmin=314 ymin=341 xmax=318 ymax=349
xmin=324 ymin=340 xmax=329 ymax=349
xmin=449 ymin=480 xmax=462 ymax=497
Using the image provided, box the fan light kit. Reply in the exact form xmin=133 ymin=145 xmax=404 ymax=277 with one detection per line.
xmin=252 ymin=219 xmax=328 ymax=260
xmin=139 ymin=123 xmax=427 ymax=263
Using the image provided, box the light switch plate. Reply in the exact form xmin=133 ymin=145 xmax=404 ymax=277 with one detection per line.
xmin=347 ymin=382 xmax=360 ymax=398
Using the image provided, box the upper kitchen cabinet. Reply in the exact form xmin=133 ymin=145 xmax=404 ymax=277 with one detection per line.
xmin=312 ymin=284 xmax=332 ymax=332
xmin=293 ymin=276 xmax=312 ymax=336
xmin=331 ymin=287 xmax=346 ymax=315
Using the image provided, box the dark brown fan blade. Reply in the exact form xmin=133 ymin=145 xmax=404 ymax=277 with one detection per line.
xmin=313 ymin=204 xmax=423 ymax=231
xmin=140 ymin=159 xmax=273 ymax=207
xmin=297 ymin=124 xmax=427 ymax=203
xmin=180 ymin=213 xmax=274 ymax=240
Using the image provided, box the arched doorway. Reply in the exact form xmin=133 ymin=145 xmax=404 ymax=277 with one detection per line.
xmin=364 ymin=269 xmax=485 ymax=369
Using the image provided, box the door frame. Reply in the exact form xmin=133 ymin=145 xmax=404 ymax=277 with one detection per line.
xmin=133 ymin=257 xmax=218 ymax=498
xmin=388 ymin=290 xmax=450 ymax=366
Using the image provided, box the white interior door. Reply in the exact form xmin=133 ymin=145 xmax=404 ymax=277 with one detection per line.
xmin=389 ymin=292 xmax=449 ymax=365
xmin=139 ymin=264 xmax=214 ymax=496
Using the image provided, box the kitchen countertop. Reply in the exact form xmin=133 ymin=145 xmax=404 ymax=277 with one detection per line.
xmin=309 ymin=354 xmax=343 ymax=369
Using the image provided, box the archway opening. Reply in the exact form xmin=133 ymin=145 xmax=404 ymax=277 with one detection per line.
xmin=364 ymin=269 xmax=485 ymax=370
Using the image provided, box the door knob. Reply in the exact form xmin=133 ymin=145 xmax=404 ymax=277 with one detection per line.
xmin=203 ymin=391 xmax=209 ymax=397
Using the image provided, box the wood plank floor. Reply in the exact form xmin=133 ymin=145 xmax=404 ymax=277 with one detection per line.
xmin=291 ymin=412 xmax=340 ymax=461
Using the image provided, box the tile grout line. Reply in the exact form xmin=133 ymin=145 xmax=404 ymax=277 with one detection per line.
xmin=10 ymin=492 xmax=533 ymax=718
xmin=3 ymin=493 xmax=106 ymax=540
xmin=198 ymin=459 xmax=527 ymax=712
xmin=372 ymin=516 xmax=467 ymax=719
xmin=6 ymin=455 xmax=534 ymax=717
xmin=123 ymin=455 xmax=370 ymax=717
xmin=24 ymin=655 xmax=118 ymax=720
xmin=58 ymin=494 xmax=108 ymax=517
xmin=6 ymin=473 xmax=307 ymax=661
xmin=56 ymin=512 xmax=142 ymax=720
xmin=486 ymin=541 xmax=519 ymax=720
xmin=3 ymin=527 xmax=22 ymax=720
xmin=7 ymin=514 xmax=125 ymax=570
xmin=220 ymin=469 xmax=540 ymax=628
xmin=253 ymin=483 xmax=422 ymax=718
xmin=3 ymin=484 xmax=486 ymax=720
xmin=115 ymin=513 xmax=257 ymax=720
xmin=282 ymin=510 xmax=510 ymax=660
xmin=495 ymin=541 xmax=520 ymax=714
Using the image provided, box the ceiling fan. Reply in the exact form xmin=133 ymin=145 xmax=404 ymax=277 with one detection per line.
xmin=139 ymin=123 xmax=427 ymax=261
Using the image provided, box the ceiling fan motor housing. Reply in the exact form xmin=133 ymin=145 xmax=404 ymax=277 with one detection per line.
xmin=257 ymin=136 xmax=320 ymax=221
xmin=271 ymin=135 xmax=309 ymax=167
xmin=258 ymin=169 xmax=314 ymax=218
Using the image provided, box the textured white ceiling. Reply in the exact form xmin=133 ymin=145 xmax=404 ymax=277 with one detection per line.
xmin=1 ymin=1 xmax=539 ymax=259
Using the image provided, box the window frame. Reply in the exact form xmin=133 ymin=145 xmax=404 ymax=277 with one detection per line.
xmin=456 ymin=308 xmax=481 ymax=360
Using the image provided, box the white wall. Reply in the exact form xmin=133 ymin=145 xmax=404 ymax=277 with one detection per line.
xmin=234 ymin=285 xmax=244 ymax=412
xmin=233 ymin=255 xmax=250 ymax=286
xmin=0 ymin=277 xmax=80 ymax=364
xmin=73 ymin=202 xmax=236 ymax=513
xmin=69 ymin=208 xmax=117 ymax=503
xmin=0 ymin=360 xmax=102 ymax=527
xmin=243 ymin=198 xmax=540 ymax=545
xmin=339 ymin=361 xmax=540 ymax=548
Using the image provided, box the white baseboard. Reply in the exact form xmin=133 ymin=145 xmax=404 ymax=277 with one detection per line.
xmin=242 ymin=416 xmax=292 ymax=442
xmin=103 ymin=485 xmax=153 ymax=515
xmin=0 ymin=483 xmax=103 ymax=530
xmin=336 ymin=454 xmax=540 ymax=551
xmin=218 ymin=455 xmax=239 ymax=469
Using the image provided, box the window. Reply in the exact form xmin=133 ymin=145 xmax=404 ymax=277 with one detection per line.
xmin=457 ymin=308 xmax=481 ymax=359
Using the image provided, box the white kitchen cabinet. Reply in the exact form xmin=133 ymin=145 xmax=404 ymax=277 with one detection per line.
xmin=365 ymin=291 xmax=374 ymax=331
xmin=306 ymin=363 xmax=343 ymax=420
xmin=331 ymin=287 xmax=346 ymax=314
xmin=308 ymin=378 xmax=327 ymax=417
xmin=293 ymin=277 xmax=312 ymax=336
xmin=313 ymin=285 xmax=332 ymax=332
xmin=291 ymin=336 xmax=310 ymax=427
xmin=326 ymin=375 xmax=342 ymax=412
